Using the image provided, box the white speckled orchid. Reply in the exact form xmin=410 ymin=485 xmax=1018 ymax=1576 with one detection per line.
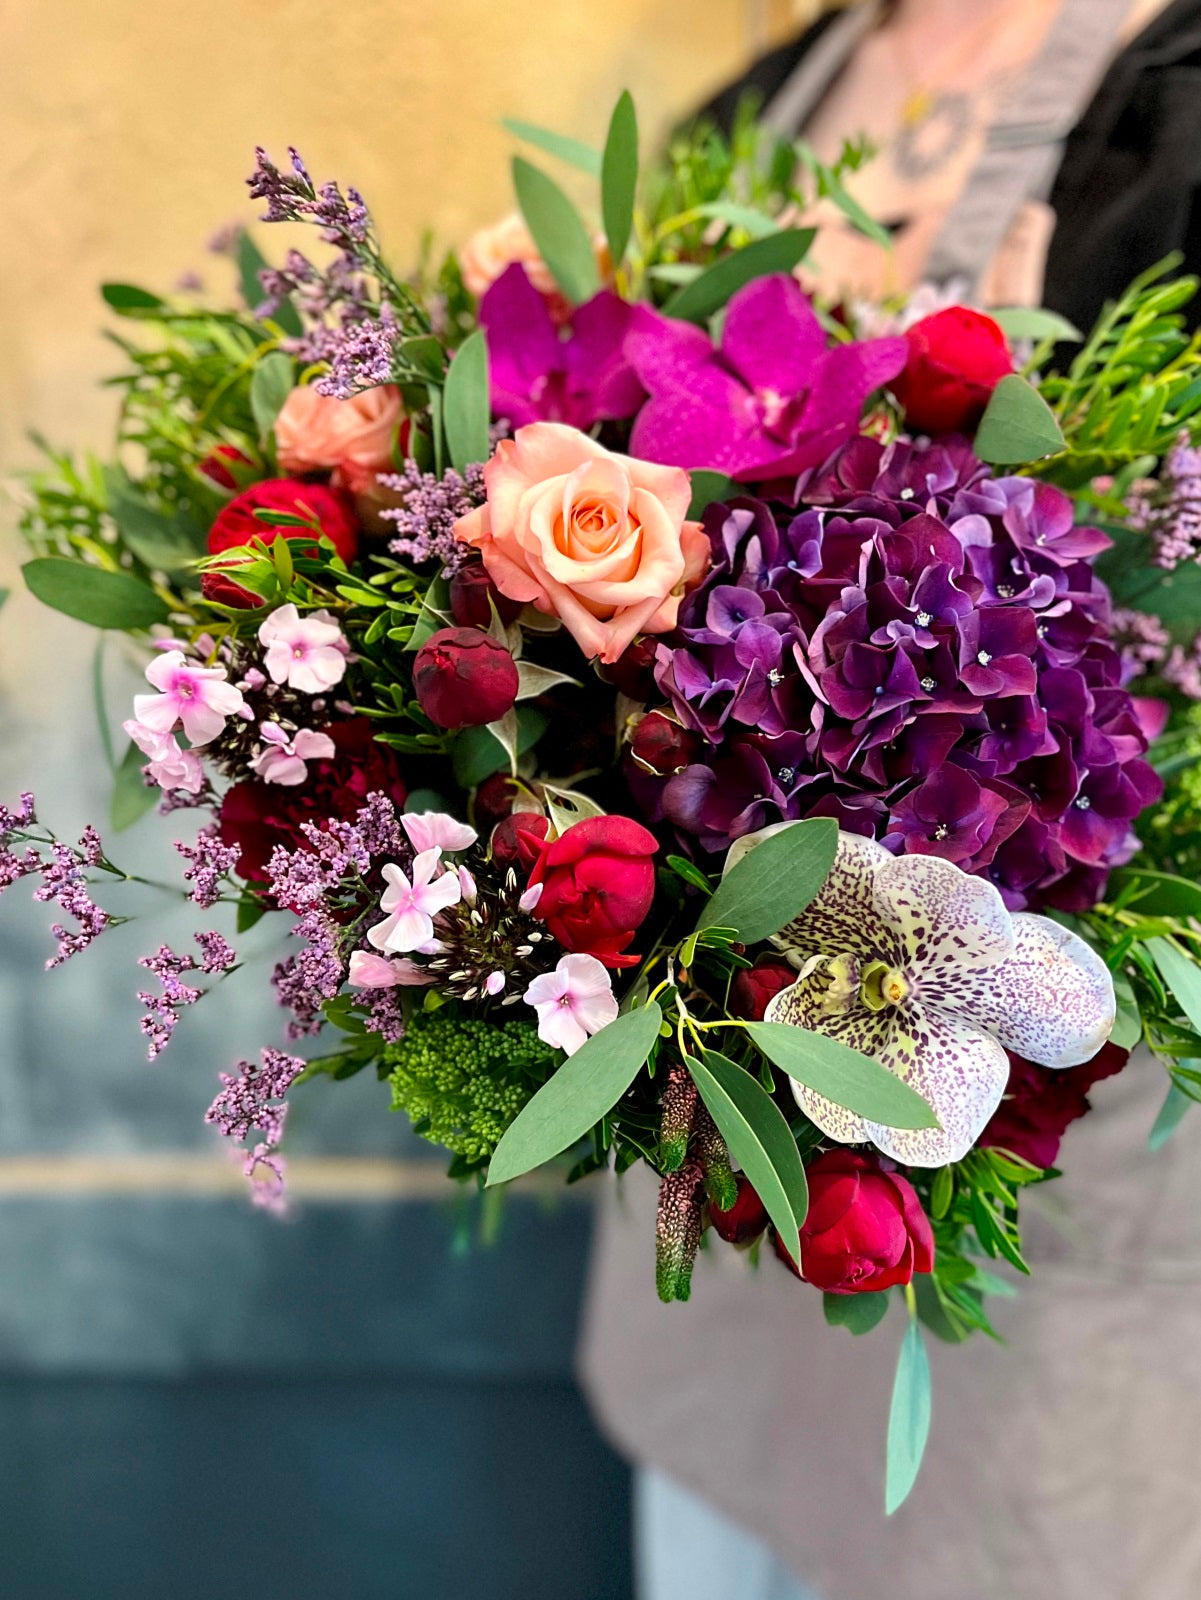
xmin=738 ymin=829 xmax=1116 ymax=1166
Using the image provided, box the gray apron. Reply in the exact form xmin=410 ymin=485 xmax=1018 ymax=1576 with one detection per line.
xmin=578 ymin=8 xmax=1199 ymax=1596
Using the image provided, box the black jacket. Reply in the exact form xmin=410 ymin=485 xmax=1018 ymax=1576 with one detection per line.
xmin=701 ymin=0 xmax=1201 ymax=329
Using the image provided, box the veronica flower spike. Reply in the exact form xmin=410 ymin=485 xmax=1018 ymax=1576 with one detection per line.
xmin=132 ymin=650 xmax=245 ymax=747
xmin=367 ymin=849 xmax=462 ymax=954
xmin=747 ymin=829 xmax=1116 ymax=1166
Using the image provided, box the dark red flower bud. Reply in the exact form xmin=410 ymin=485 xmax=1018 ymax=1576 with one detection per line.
xmin=473 ymin=772 xmax=521 ymax=833
xmin=203 ymin=478 xmax=360 ymax=609
xmin=629 ymin=711 xmax=700 ymax=777
xmin=709 ymin=1175 xmax=769 ymax=1244
xmin=490 ymin=811 xmax=550 ymax=871
xmin=449 ymin=556 xmax=524 ymax=629
xmin=892 ymin=306 xmax=1013 ymax=435
xmin=198 ymin=444 xmax=254 ymax=491
xmin=412 ymin=626 xmax=520 ymax=729
xmin=601 ymin=636 xmax=659 ymax=702
xmin=729 ymin=957 xmax=796 ymax=1021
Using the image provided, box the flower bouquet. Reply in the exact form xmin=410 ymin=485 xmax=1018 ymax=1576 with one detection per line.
xmin=11 ymin=94 xmax=1201 ymax=1507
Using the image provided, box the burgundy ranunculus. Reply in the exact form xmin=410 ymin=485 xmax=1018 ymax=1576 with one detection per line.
xmin=892 ymin=306 xmax=1013 ymax=435
xmin=979 ymin=1042 xmax=1129 ymax=1169
xmin=203 ymin=478 xmax=360 ymax=608
xmin=490 ymin=811 xmax=550 ymax=872
xmin=710 ymin=1175 xmax=769 ymax=1244
xmin=729 ymin=957 xmax=796 ymax=1021
xmin=217 ymin=717 xmax=406 ymax=885
xmin=448 ymin=555 xmax=524 ymax=629
xmin=628 ymin=712 xmax=700 ymax=777
xmin=412 ymin=627 xmax=520 ymax=729
xmin=528 ymin=815 xmax=658 ymax=969
xmin=775 ymin=1150 xmax=934 ymax=1295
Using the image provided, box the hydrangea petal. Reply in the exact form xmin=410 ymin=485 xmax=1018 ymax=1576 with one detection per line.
xmin=931 ymin=913 xmax=1116 ymax=1070
xmin=872 ymin=852 xmax=1014 ymax=975
xmin=862 ymin=1002 xmax=1010 ymax=1166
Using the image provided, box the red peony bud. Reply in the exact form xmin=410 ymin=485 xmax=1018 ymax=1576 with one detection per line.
xmin=412 ymin=627 xmax=520 ymax=729
xmin=709 ymin=1175 xmax=769 ymax=1244
xmin=892 ymin=306 xmax=1013 ymax=436
xmin=449 ymin=556 xmax=524 ymax=629
xmin=729 ymin=957 xmax=796 ymax=1021
xmin=203 ymin=478 xmax=360 ymax=609
xmin=528 ymin=814 xmax=658 ymax=969
xmin=629 ymin=711 xmax=700 ymax=777
xmin=601 ymin=636 xmax=660 ymax=702
xmin=490 ymin=810 xmax=550 ymax=871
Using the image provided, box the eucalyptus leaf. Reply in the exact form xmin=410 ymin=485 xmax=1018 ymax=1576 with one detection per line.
xmin=1109 ymin=867 xmax=1201 ymax=920
xmin=746 ymin=1022 xmax=940 ymax=1130
xmin=91 ymin=637 xmax=116 ymax=775
xmin=973 ymin=374 xmax=1066 ymax=464
xmin=688 ymin=1050 xmax=809 ymax=1262
xmin=249 ymin=351 xmax=296 ymax=439
xmin=23 ymin=558 xmax=170 ymax=630
xmin=1110 ymin=972 xmax=1142 ymax=1053
xmin=501 ymin=117 xmax=602 ymax=178
xmin=885 ymin=1320 xmax=931 ymax=1515
xmin=512 ymin=157 xmax=599 ymax=305
xmin=1147 ymin=936 xmax=1201 ymax=1034
xmin=823 ymin=1289 xmax=890 ymax=1334
xmin=600 ymin=91 xmax=638 ymax=266
xmin=696 ymin=817 xmax=837 ymax=943
xmin=1150 ymin=1080 xmax=1193 ymax=1151
xmin=514 ymin=660 xmax=579 ymax=700
xmin=990 ymin=307 xmax=1082 ymax=344
xmin=662 ymin=229 xmax=815 ymax=324
xmin=105 ymin=468 xmax=203 ymax=574
xmin=110 ymin=741 xmax=159 ymax=832
xmin=443 ymin=328 xmax=491 ymax=472
xmin=690 ymin=202 xmax=781 ymax=239
xmin=451 ymin=707 xmax=547 ymax=788
xmin=101 ymin=283 xmax=165 ymax=314
xmin=486 ymin=1003 xmax=663 ymax=1186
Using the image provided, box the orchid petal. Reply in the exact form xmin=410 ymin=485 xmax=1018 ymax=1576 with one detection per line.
xmin=872 ymin=853 xmax=1014 ymax=974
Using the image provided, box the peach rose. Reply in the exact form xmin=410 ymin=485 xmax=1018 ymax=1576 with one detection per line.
xmin=459 ymin=213 xmax=611 ymax=324
xmin=454 ymin=422 xmax=709 ymax=665
xmin=274 ymin=384 xmax=403 ymax=495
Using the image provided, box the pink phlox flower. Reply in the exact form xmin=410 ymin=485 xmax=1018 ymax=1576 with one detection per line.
xmin=252 ymin=722 xmax=337 ymax=786
xmin=123 ymin=719 xmax=205 ymax=794
xmin=348 ymin=949 xmax=435 ymax=987
xmin=518 ymin=881 xmax=544 ymax=913
xmin=400 ymin=811 xmax=478 ymax=854
xmin=367 ymin=848 xmax=462 ymax=954
xmin=259 ymin=604 xmax=349 ymax=693
xmin=524 ymin=953 xmax=618 ymax=1055
xmin=132 ymin=649 xmax=244 ymax=746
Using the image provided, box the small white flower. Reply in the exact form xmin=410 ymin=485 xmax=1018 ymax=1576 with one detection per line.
xmin=746 ymin=829 xmax=1116 ymax=1166
xmin=367 ymin=849 xmax=463 ymax=955
xmin=524 ymin=953 xmax=619 ymax=1055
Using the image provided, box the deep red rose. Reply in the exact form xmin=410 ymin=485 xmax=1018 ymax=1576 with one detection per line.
xmin=628 ymin=712 xmax=700 ymax=778
xmin=729 ymin=956 xmax=796 ymax=1021
xmin=710 ymin=1175 xmax=769 ymax=1244
xmin=602 ymin=637 xmax=659 ymax=702
xmin=412 ymin=626 xmax=520 ymax=729
xmin=774 ymin=1150 xmax=934 ymax=1295
xmin=979 ymin=1042 xmax=1129 ymax=1169
xmin=203 ymin=478 xmax=360 ymax=608
xmin=892 ymin=306 xmax=1013 ymax=435
xmin=198 ymin=444 xmax=255 ymax=491
xmin=529 ymin=814 xmax=658 ymax=969
xmin=217 ymin=717 xmax=406 ymax=885
xmin=490 ymin=811 xmax=550 ymax=873
xmin=448 ymin=556 xmax=524 ymax=629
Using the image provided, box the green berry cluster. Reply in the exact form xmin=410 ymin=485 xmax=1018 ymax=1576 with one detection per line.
xmin=384 ymin=1010 xmax=555 ymax=1164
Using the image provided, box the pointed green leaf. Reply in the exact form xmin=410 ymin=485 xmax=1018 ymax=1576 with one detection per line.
xmin=662 ymin=228 xmax=815 ymax=324
xmin=111 ymin=741 xmax=159 ymax=832
xmin=688 ymin=1049 xmax=809 ymax=1262
xmin=23 ymin=558 xmax=169 ymax=630
xmin=973 ymin=374 xmax=1065 ymax=464
xmin=746 ymin=1022 xmax=939 ymax=1129
xmin=101 ymin=283 xmax=165 ymax=314
xmin=1150 ymin=1080 xmax=1193 ymax=1151
xmin=1109 ymin=867 xmax=1201 ymax=921
xmin=1147 ymin=937 xmax=1201 ymax=1034
xmin=885 ymin=1320 xmax=931 ymax=1514
xmin=990 ymin=306 xmax=1082 ymax=344
xmin=105 ymin=468 xmax=203 ymax=574
xmin=823 ymin=1289 xmax=890 ymax=1333
xmin=687 ymin=470 xmax=739 ymax=518
xmin=696 ymin=817 xmax=837 ymax=944
xmin=250 ymin=351 xmax=296 ymax=440
xmin=486 ymin=1003 xmax=663 ymax=1186
xmin=600 ymin=91 xmax=638 ymax=266
xmin=1110 ymin=973 xmax=1142 ymax=1053
xmin=511 ymin=157 xmax=599 ymax=306
xmin=502 ymin=117 xmax=602 ymax=178
xmin=443 ymin=328 xmax=491 ymax=472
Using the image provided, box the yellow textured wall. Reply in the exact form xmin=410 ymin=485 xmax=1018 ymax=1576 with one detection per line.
xmin=0 ymin=0 xmax=798 ymax=474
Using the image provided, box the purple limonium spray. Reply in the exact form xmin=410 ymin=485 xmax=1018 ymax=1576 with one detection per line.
xmin=378 ymin=459 xmax=486 ymax=568
xmin=137 ymin=933 xmax=238 ymax=1060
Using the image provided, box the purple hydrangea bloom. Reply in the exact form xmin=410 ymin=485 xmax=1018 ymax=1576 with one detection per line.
xmin=479 ymin=263 xmax=644 ymax=430
xmin=638 ymin=436 xmax=1162 ymax=913
xmin=626 ymin=274 xmax=906 ymax=482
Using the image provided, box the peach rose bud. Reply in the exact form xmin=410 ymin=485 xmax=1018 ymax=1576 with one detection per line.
xmin=453 ymin=421 xmax=709 ymax=666
xmin=274 ymin=384 xmax=403 ymax=496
